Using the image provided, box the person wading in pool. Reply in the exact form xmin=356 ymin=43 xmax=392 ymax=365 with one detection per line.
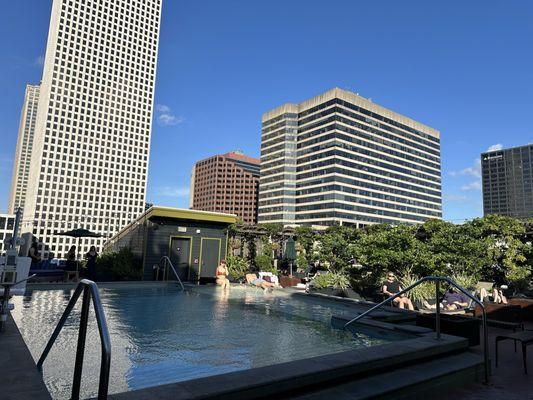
xmin=382 ymin=272 xmax=414 ymax=310
xmin=216 ymin=259 xmax=230 ymax=290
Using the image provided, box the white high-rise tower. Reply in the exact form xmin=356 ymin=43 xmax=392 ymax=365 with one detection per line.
xmin=8 ymin=84 xmax=40 ymax=215
xmin=21 ymin=0 xmax=162 ymax=257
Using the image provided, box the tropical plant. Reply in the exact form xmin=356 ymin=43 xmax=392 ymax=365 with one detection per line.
xmin=313 ymin=272 xmax=350 ymax=290
xmin=398 ymin=269 xmax=435 ymax=305
xmin=226 ymin=255 xmax=249 ymax=281
xmin=451 ymin=272 xmax=478 ymax=291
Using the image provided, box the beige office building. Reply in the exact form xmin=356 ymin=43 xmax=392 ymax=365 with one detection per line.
xmin=21 ymin=0 xmax=162 ymax=257
xmin=8 ymin=84 xmax=40 ymax=214
xmin=259 ymin=88 xmax=442 ymax=227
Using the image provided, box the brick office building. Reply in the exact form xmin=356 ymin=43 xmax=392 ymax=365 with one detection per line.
xmin=190 ymin=151 xmax=260 ymax=224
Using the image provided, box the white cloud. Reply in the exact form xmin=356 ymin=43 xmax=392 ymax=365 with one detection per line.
xmin=34 ymin=55 xmax=45 ymax=67
xmin=155 ymin=186 xmax=190 ymax=197
xmin=450 ymin=143 xmax=505 ymax=178
xmin=461 ymin=181 xmax=482 ymax=191
xmin=449 ymin=159 xmax=481 ymax=178
xmin=486 ymin=143 xmax=503 ymax=152
xmin=444 ymin=194 xmax=469 ymax=202
xmin=154 ymin=104 xmax=184 ymax=126
xmin=155 ymin=104 xmax=171 ymax=113
xmin=157 ymin=114 xmax=184 ymax=126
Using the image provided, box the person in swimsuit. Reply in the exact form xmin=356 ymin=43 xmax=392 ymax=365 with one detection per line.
xmin=216 ymin=260 xmax=230 ymax=290
xmin=245 ymin=273 xmax=276 ymax=289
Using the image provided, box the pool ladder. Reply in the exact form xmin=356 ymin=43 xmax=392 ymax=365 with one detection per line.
xmin=344 ymin=276 xmax=490 ymax=384
xmin=37 ymin=279 xmax=111 ymax=400
xmin=158 ymin=256 xmax=185 ymax=290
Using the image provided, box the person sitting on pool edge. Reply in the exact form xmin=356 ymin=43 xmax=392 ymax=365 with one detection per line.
xmin=382 ymin=272 xmax=414 ymax=310
xmin=216 ymin=259 xmax=230 ymax=290
xmin=245 ymin=273 xmax=276 ymax=290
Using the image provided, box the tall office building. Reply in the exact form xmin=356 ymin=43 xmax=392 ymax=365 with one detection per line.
xmin=8 ymin=84 xmax=40 ymax=214
xmin=481 ymin=144 xmax=533 ymax=219
xmin=190 ymin=151 xmax=260 ymax=224
xmin=259 ymin=88 xmax=442 ymax=227
xmin=0 ymin=214 xmax=16 ymax=252
xmin=21 ymin=0 xmax=161 ymax=257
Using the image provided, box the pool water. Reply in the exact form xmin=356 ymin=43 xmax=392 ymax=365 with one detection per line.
xmin=12 ymin=284 xmax=397 ymax=399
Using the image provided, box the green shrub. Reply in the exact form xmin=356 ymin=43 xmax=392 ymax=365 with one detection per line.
xmin=226 ymin=255 xmax=249 ymax=280
xmin=313 ymin=272 xmax=350 ymax=290
xmin=96 ymin=247 xmax=143 ymax=281
xmin=254 ymin=254 xmax=273 ymax=272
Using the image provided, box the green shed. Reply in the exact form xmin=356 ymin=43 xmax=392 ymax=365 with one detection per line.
xmin=104 ymin=206 xmax=238 ymax=282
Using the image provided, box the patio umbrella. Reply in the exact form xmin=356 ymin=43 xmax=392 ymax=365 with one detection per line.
xmin=55 ymin=228 xmax=102 ymax=268
xmin=285 ymin=237 xmax=297 ymax=276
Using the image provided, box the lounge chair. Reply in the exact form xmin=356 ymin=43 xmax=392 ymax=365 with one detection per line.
xmin=419 ymin=300 xmax=466 ymax=315
xmin=258 ymin=272 xmax=280 ymax=286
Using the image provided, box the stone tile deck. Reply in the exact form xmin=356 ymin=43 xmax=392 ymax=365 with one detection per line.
xmin=0 ymin=315 xmax=50 ymax=399
xmin=432 ymin=321 xmax=533 ymax=400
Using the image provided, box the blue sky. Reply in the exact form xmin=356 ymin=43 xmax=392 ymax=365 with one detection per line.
xmin=1 ymin=1 xmax=532 ymax=222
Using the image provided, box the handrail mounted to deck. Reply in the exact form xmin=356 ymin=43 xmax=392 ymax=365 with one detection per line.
xmin=344 ymin=276 xmax=490 ymax=384
xmin=159 ymin=256 xmax=185 ymax=290
xmin=37 ymin=279 xmax=111 ymax=400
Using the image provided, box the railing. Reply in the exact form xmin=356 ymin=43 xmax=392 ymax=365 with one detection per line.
xmin=344 ymin=276 xmax=490 ymax=384
xmin=37 ymin=279 xmax=111 ymax=400
xmin=159 ymin=256 xmax=185 ymax=290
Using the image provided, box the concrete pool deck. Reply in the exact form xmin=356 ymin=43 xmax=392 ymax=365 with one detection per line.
xmin=0 ymin=315 xmax=50 ymax=400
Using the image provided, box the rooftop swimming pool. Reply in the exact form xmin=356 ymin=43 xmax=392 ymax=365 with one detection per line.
xmin=12 ymin=283 xmax=409 ymax=399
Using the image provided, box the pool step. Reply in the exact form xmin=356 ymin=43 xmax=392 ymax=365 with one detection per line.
xmin=287 ymin=351 xmax=484 ymax=399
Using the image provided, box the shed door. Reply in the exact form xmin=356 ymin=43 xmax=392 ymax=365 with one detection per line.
xmin=200 ymin=238 xmax=220 ymax=279
xmin=169 ymin=237 xmax=191 ymax=281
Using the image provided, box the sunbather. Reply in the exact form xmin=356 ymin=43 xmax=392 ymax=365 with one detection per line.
xmin=480 ymin=283 xmax=508 ymax=304
xmin=442 ymin=287 xmax=469 ymax=310
xmin=246 ymin=273 xmax=276 ymax=289
xmin=382 ymin=272 xmax=414 ymax=310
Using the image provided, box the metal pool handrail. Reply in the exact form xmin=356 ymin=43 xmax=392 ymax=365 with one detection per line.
xmin=37 ymin=279 xmax=111 ymax=400
xmin=159 ymin=256 xmax=185 ymax=290
xmin=344 ymin=276 xmax=490 ymax=384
